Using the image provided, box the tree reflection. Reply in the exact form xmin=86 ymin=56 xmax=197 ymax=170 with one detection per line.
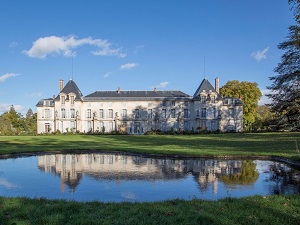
xmin=220 ymin=160 xmax=259 ymax=185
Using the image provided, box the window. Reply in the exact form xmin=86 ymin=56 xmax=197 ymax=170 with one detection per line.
xmin=184 ymin=101 xmax=189 ymax=106
xmin=162 ymin=101 xmax=167 ymax=107
xmin=44 ymin=109 xmax=50 ymax=118
xmin=171 ymin=101 xmax=176 ymax=106
xmin=61 ymin=96 xmax=65 ymax=105
xmin=135 ymin=109 xmax=140 ymax=118
xmin=184 ymin=121 xmax=189 ymax=131
xmin=229 ymin=108 xmax=234 ymax=117
xmin=108 ymin=109 xmax=113 ymax=118
xmin=171 ymin=109 xmax=175 ymax=118
xmin=70 ymin=109 xmax=75 ymax=118
xmin=184 ymin=109 xmax=188 ymax=118
xmin=70 ymin=96 xmax=74 ymax=105
xmin=45 ymin=123 xmax=51 ymax=133
xmin=196 ymin=109 xmax=200 ymax=117
xmin=61 ymin=109 xmax=66 ymax=118
xmin=211 ymin=96 xmax=216 ymax=103
xmin=122 ymin=109 xmax=127 ymax=118
xmin=162 ymin=109 xmax=167 ymax=118
xmin=148 ymin=109 xmax=152 ymax=119
xmin=201 ymin=95 xmax=206 ymax=103
xmin=201 ymin=108 xmax=206 ymax=118
xmin=87 ymin=109 xmax=92 ymax=118
xmin=213 ymin=108 xmax=217 ymax=118
xmin=99 ymin=109 xmax=104 ymax=118
xmin=88 ymin=121 xmax=92 ymax=131
xmin=44 ymin=101 xmax=50 ymax=106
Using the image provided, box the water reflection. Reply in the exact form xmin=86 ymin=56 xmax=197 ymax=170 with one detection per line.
xmin=0 ymin=153 xmax=299 ymax=202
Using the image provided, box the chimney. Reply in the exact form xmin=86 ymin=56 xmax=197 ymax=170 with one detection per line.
xmin=215 ymin=77 xmax=219 ymax=93
xmin=53 ymin=95 xmax=55 ymax=99
xmin=59 ymin=79 xmax=64 ymax=92
xmin=154 ymin=87 xmax=157 ymax=92
xmin=117 ymin=86 xmax=120 ymax=93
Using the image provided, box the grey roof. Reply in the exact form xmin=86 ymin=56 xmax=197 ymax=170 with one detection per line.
xmin=83 ymin=90 xmax=191 ymax=101
xmin=55 ymin=79 xmax=83 ymax=101
xmin=36 ymin=98 xmax=55 ymax=107
xmin=193 ymin=79 xmax=222 ymax=99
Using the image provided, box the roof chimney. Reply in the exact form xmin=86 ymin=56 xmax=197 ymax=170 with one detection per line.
xmin=117 ymin=86 xmax=120 ymax=93
xmin=154 ymin=87 xmax=157 ymax=92
xmin=215 ymin=77 xmax=219 ymax=93
xmin=59 ymin=79 xmax=64 ymax=92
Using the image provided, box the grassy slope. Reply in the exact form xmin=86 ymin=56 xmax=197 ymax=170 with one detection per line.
xmin=0 ymin=133 xmax=300 ymax=160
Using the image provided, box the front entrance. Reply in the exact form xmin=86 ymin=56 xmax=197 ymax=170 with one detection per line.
xmin=131 ymin=122 xmax=142 ymax=134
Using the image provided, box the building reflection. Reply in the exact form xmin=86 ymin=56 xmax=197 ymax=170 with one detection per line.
xmin=38 ymin=153 xmax=247 ymax=194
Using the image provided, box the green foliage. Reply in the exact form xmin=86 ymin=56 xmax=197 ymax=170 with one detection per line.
xmin=267 ymin=0 xmax=300 ymax=131
xmin=220 ymin=160 xmax=259 ymax=185
xmin=220 ymin=80 xmax=262 ymax=130
xmin=0 ymin=106 xmax=37 ymax=135
xmin=252 ymin=105 xmax=276 ymax=131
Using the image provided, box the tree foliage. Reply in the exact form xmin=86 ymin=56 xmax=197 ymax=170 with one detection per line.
xmin=267 ymin=0 xmax=300 ymax=131
xmin=0 ymin=106 xmax=37 ymax=135
xmin=220 ymin=80 xmax=262 ymax=129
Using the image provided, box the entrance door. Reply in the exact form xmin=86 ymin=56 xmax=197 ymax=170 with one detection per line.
xmin=133 ymin=122 xmax=140 ymax=134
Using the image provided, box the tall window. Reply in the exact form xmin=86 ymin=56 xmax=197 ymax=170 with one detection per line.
xmin=213 ymin=108 xmax=217 ymax=118
xmin=162 ymin=109 xmax=167 ymax=119
xmin=196 ymin=109 xmax=200 ymax=117
xmin=61 ymin=108 xmax=66 ymax=118
xmin=184 ymin=109 xmax=188 ymax=118
xmin=148 ymin=109 xmax=152 ymax=119
xmin=171 ymin=109 xmax=176 ymax=118
xmin=99 ymin=109 xmax=104 ymax=118
xmin=70 ymin=96 xmax=75 ymax=105
xmin=211 ymin=96 xmax=216 ymax=103
xmin=184 ymin=101 xmax=189 ymax=106
xmin=201 ymin=95 xmax=206 ymax=103
xmin=171 ymin=101 xmax=176 ymax=106
xmin=87 ymin=109 xmax=91 ymax=118
xmin=201 ymin=108 xmax=206 ymax=118
xmin=44 ymin=109 xmax=50 ymax=118
xmin=135 ymin=109 xmax=140 ymax=118
xmin=229 ymin=108 xmax=234 ymax=117
xmin=61 ymin=96 xmax=65 ymax=105
xmin=122 ymin=109 xmax=127 ymax=118
xmin=162 ymin=101 xmax=167 ymax=107
xmin=70 ymin=109 xmax=75 ymax=118
xmin=108 ymin=109 xmax=113 ymax=118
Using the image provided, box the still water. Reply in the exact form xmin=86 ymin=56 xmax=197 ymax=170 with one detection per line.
xmin=0 ymin=153 xmax=299 ymax=202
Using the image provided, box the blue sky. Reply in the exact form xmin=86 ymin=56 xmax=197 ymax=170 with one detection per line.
xmin=0 ymin=0 xmax=295 ymax=114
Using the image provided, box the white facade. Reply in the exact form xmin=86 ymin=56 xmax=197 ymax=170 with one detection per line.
xmin=36 ymin=78 xmax=243 ymax=134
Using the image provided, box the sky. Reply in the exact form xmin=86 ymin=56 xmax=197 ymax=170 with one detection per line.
xmin=0 ymin=0 xmax=295 ymax=115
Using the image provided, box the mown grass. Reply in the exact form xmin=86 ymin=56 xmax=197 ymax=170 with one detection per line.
xmin=1 ymin=133 xmax=300 ymax=224
xmin=0 ymin=195 xmax=299 ymax=225
xmin=0 ymin=132 xmax=300 ymax=160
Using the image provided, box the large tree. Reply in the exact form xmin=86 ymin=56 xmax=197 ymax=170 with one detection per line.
xmin=267 ymin=0 xmax=300 ymax=131
xmin=220 ymin=80 xmax=262 ymax=130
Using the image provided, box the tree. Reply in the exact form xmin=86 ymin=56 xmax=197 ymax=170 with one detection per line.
xmin=252 ymin=105 xmax=276 ymax=131
xmin=220 ymin=80 xmax=262 ymax=130
xmin=267 ymin=0 xmax=300 ymax=131
xmin=25 ymin=108 xmax=37 ymax=134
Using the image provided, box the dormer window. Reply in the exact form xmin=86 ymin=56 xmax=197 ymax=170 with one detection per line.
xmin=61 ymin=96 xmax=65 ymax=105
xmin=211 ymin=96 xmax=216 ymax=103
xmin=201 ymin=95 xmax=206 ymax=103
xmin=44 ymin=100 xmax=50 ymax=106
xmin=70 ymin=96 xmax=74 ymax=105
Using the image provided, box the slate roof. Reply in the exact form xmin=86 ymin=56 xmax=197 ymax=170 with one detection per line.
xmin=36 ymin=98 xmax=55 ymax=107
xmin=55 ymin=79 xmax=83 ymax=101
xmin=193 ymin=79 xmax=222 ymax=99
xmin=83 ymin=90 xmax=191 ymax=101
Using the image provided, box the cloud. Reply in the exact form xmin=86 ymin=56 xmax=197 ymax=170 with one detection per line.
xmin=0 ymin=104 xmax=24 ymax=113
xmin=23 ymin=35 xmax=125 ymax=59
xmin=0 ymin=179 xmax=18 ymax=189
xmin=120 ymin=63 xmax=139 ymax=70
xmin=9 ymin=41 xmax=18 ymax=48
xmin=0 ymin=73 xmax=19 ymax=82
xmin=103 ymin=72 xmax=112 ymax=78
xmin=251 ymin=47 xmax=269 ymax=62
xmin=258 ymin=89 xmax=273 ymax=105
xmin=157 ymin=81 xmax=169 ymax=88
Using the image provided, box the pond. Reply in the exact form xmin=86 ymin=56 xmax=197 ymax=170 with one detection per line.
xmin=0 ymin=153 xmax=299 ymax=202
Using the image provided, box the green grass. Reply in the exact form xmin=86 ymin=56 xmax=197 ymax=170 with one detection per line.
xmin=1 ymin=133 xmax=300 ymax=224
xmin=0 ymin=195 xmax=299 ymax=225
xmin=1 ymin=133 xmax=300 ymax=160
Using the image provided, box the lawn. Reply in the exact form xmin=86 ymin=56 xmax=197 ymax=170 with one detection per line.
xmin=0 ymin=132 xmax=300 ymax=224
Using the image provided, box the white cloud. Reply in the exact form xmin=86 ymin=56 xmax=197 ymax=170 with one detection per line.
xmin=9 ymin=41 xmax=18 ymax=48
xmin=23 ymin=35 xmax=125 ymax=59
xmin=157 ymin=81 xmax=169 ymax=88
xmin=103 ymin=72 xmax=112 ymax=78
xmin=0 ymin=104 xmax=24 ymax=113
xmin=0 ymin=73 xmax=19 ymax=82
xmin=258 ymin=89 xmax=273 ymax=105
xmin=0 ymin=179 xmax=18 ymax=189
xmin=120 ymin=63 xmax=139 ymax=70
xmin=251 ymin=47 xmax=269 ymax=62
